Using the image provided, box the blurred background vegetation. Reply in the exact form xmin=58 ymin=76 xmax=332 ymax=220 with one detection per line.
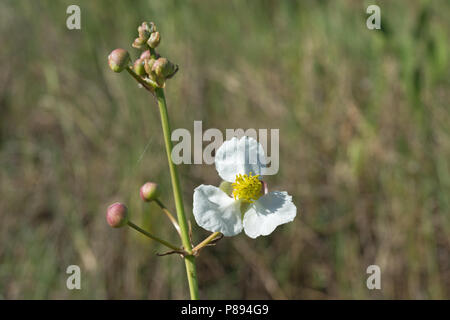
xmin=0 ymin=0 xmax=449 ymax=299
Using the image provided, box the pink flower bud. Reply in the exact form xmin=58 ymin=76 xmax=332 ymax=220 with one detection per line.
xmin=140 ymin=182 xmax=160 ymax=202
xmin=106 ymin=202 xmax=128 ymax=228
xmin=140 ymin=50 xmax=151 ymax=60
xmin=108 ymin=48 xmax=130 ymax=73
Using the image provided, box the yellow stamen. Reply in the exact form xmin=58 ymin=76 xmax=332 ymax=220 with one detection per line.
xmin=232 ymin=172 xmax=262 ymax=203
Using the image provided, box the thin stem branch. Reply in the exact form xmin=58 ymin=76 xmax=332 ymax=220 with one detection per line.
xmin=192 ymin=232 xmax=222 ymax=254
xmin=154 ymin=87 xmax=199 ymax=300
xmin=127 ymin=221 xmax=181 ymax=252
xmin=126 ymin=67 xmax=154 ymax=92
xmin=154 ymin=198 xmax=181 ymax=237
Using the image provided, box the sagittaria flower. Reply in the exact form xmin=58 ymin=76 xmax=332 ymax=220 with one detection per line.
xmin=193 ymin=136 xmax=297 ymax=238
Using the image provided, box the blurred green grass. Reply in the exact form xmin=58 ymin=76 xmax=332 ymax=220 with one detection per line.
xmin=0 ymin=0 xmax=449 ymax=299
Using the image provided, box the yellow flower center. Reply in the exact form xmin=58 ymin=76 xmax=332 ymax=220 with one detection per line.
xmin=232 ymin=172 xmax=262 ymax=203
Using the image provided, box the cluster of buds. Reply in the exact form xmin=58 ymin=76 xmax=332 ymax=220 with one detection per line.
xmin=134 ymin=51 xmax=178 ymax=87
xmin=108 ymin=21 xmax=178 ymax=89
xmin=133 ymin=22 xmax=160 ymax=50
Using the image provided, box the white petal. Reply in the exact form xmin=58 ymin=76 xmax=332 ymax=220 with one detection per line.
xmin=193 ymin=184 xmax=243 ymax=237
xmin=215 ymin=136 xmax=267 ymax=182
xmin=243 ymin=191 xmax=297 ymax=239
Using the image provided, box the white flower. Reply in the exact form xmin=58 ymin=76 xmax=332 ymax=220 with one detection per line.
xmin=193 ymin=136 xmax=297 ymax=238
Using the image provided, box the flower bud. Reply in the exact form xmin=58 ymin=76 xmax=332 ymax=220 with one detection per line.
xmin=133 ymin=58 xmax=146 ymax=76
xmin=106 ymin=202 xmax=128 ymax=228
xmin=144 ymin=58 xmax=156 ymax=75
xmin=140 ymin=50 xmax=151 ymax=60
xmin=138 ymin=22 xmax=151 ymax=42
xmin=132 ymin=37 xmax=147 ymax=50
xmin=147 ymin=31 xmax=161 ymax=48
xmin=140 ymin=50 xmax=160 ymax=61
xmin=146 ymin=22 xmax=156 ymax=33
xmin=140 ymin=182 xmax=160 ymax=202
xmin=108 ymin=49 xmax=130 ymax=73
xmin=152 ymin=57 xmax=177 ymax=78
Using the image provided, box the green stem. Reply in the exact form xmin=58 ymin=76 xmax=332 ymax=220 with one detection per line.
xmin=125 ymin=67 xmax=154 ymax=92
xmin=155 ymin=87 xmax=199 ymax=300
xmin=127 ymin=221 xmax=180 ymax=251
xmin=193 ymin=232 xmax=222 ymax=254
xmin=155 ymin=198 xmax=181 ymax=237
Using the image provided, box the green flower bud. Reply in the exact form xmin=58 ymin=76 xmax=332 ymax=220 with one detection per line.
xmin=147 ymin=31 xmax=161 ymax=48
xmin=151 ymin=57 xmax=177 ymax=78
xmin=133 ymin=58 xmax=146 ymax=76
xmin=140 ymin=182 xmax=160 ymax=202
xmin=108 ymin=48 xmax=130 ymax=73
xmin=106 ymin=202 xmax=129 ymax=228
